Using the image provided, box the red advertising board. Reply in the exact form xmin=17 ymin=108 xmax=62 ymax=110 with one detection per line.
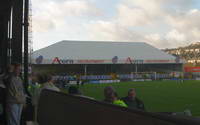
xmin=184 ymin=67 xmax=200 ymax=72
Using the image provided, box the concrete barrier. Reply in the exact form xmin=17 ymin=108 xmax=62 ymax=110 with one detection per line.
xmin=38 ymin=90 xmax=200 ymax=125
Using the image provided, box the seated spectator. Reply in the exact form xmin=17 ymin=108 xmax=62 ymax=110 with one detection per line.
xmin=31 ymin=73 xmax=44 ymax=107
xmin=112 ymin=92 xmax=127 ymax=107
xmin=121 ymin=88 xmax=145 ymax=110
xmin=41 ymin=74 xmax=60 ymax=92
xmin=24 ymin=73 xmax=42 ymax=124
xmin=28 ymin=73 xmax=41 ymax=97
xmin=103 ymin=86 xmax=127 ymax=107
xmin=30 ymin=73 xmax=46 ymax=124
xmin=68 ymin=86 xmax=94 ymax=99
xmin=103 ymin=86 xmax=115 ymax=103
xmin=68 ymin=86 xmax=82 ymax=95
xmin=31 ymin=74 xmax=60 ymax=124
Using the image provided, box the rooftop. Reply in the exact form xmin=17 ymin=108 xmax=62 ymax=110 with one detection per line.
xmin=33 ymin=40 xmax=176 ymax=60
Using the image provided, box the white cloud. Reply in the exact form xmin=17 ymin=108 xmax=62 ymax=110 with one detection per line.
xmin=32 ymin=0 xmax=200 ymax=50
xmin=167 ymin=9 xmax=200 ymax=31
xmin=87 ymin=20 xmax=186 ymax=49
xmin=41 ymin=0 xmax=102 ymax=17
xmin=87 ymin=0 xmax=200 ymax=48
xmin=125 ymin=0 xmax=195 ymax=11
xmin=33 ymin=15 xmax=56 ymax=32
xmin=88 ymin=20 xmax=146 ymax=42
xmin=165 ymin=8 xmax=200 ymax=45
xmin=144 ymin=32 xmax=187 ymax=49
xmin=116 ymin=4 xmax=152 ymax=27
xmin=145 ymin=34 xmax=161 ymax=42
xmin=166 ymin=29 xmax=186 ymax=42
xmin=191 ymin=28 xmax=200 ymax=40
xmin=144 ymin=34 xmax=167 ymax=48
xmin=32 ymin=0 xmax=102 ymax=33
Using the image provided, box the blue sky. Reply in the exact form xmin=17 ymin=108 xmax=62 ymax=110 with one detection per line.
xmin=32 ymin=0 xmax=200 ymax=50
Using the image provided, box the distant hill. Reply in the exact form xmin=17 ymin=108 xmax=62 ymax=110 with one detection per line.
xmin=164 ymin=42 xmax=200 ymax=65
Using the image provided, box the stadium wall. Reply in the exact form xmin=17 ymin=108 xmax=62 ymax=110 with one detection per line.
xmin=32 ymin=63 xmax=183 ymax=75
xmin=38 ymin=90 xmax=200 ymax=125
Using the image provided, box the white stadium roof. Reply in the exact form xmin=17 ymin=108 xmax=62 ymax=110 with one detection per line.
xmin=32 ymin=40 xmax=180 ymax=64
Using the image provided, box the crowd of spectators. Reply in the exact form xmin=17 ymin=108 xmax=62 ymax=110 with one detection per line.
xmin=0 ymin=63 xmax=61 ymax=125
xmin=0 ymin=64 xmax=194 ymax=125
xmin=2 ymin=63 xmax=194 ymax=125
xmin=0 ymin=63 xmax=26 ymax=125
xmin=103 ymin=86 xmax=145 ymax=110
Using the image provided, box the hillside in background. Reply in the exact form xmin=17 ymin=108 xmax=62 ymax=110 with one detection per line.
xmin=164 ymin=42 xmax=200 ymax=65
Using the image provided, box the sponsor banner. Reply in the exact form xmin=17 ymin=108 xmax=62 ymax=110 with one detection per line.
xmin=32 ymin=56 xmax=182 ymax=64
xmin=90 ymin=80 xmax=121 ymax=84
xmin=144 ymin=60 xmax=171 ymax=63
xmin=184 ymin=67 xmax=200 ymax=72
xmin=77 ymin=60 xmax=105 ymax=64
xmin=69 ymin=81 xmax=77 ymax=85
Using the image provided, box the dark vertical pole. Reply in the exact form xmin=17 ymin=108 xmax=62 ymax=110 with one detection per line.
xmin=84 ymin=64 xmax=87 ymax=77
xmin=11 ymin=0 xmax=23 ymax=64
xmin=24 ymin=0 xmax=29 ymax=89
xmin=8 ymin=7 xmax=12 ymax=65
xmin=4 ymin=18 xmax=9 ymax=69
xmin=0 ymin=1 xmax=12 ymax=71
xmin=104 ymin=65 xmax=107 ymax=74
xmin=135 ymin=64 xmax=138 ymax=73
xmin=7 ymin=20 xmax=11 ymax=64
xmin=0 ymin=17 xmax=9 ymax=71
xmin=7 ymin=6 xmax=12 ymax=65
xmin=0 ymin=20 xmax=5 ymax=69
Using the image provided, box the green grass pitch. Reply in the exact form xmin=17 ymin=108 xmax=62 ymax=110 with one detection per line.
xmin=78 ymin=80 xmax=200 ymax=116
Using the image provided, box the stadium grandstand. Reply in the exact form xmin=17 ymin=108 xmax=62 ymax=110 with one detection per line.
xmin=2 ymin=1 xmax=200 ymax=125
xmin=32 ymin=40 xmax=184 ymax=82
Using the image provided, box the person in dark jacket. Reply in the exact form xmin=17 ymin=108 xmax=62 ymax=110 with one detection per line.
xmin=121 ymin=88 xmax=145 ymax=111
xmin=68 ymin=86 xmax=82 ymax=95
xmin=0 ymin=68 xmax=6 ymax=125
xmin=0 ymin=65 xmax=14 ymax=125
xmin=68 ymin=86 xmax=94 ymax=99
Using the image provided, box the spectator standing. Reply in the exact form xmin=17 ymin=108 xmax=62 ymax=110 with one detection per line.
xmin=23 ymin=73 xmax=41 ymax=125
xmin=6 ymin=63 xmax=26 ymax=125
xmin=0 ymin=65 xmax=14 ymax=125
xmin=121 ymin=88 xmax=145 ymax=110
